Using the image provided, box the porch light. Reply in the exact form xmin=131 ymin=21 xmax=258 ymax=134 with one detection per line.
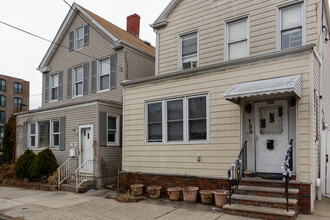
xmin=245 ymin=104 xmax=252 ymax=113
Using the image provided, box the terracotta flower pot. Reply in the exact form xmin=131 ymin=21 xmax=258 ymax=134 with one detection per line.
xmin=213 ymin=190 xmax=228 ymax=208
xmin=167 ymin=187 xmax=182 ymax=201
xmin=147 ymin=186 xmax=162 ymax=199
xmin=131 ymin=184 xmax=144 ymax=196
xmin=182 ymin=186 xmax=199 ymax=203
xmin=200 ymin=190 xmax=214 ymax=204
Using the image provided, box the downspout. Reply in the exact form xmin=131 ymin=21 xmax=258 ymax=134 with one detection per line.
xmin=153 ymin=29 xmax=160 ymax=76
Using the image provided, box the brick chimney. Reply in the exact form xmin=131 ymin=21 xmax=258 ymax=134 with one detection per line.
xmin=127 ymin=14 xmax=140 ymax=37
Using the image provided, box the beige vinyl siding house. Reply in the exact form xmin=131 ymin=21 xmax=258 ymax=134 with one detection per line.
xmin=122 ymin=0 xmax=330 ymax=216
xmin=16 ymin=3 xmax=155 ymax=188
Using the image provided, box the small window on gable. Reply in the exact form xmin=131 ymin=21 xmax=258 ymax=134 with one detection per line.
xmin=99 ymin=58 xmax=111 ymax=91
xmin=226 ymin=17 xmax=249 ymax=60
xmin=180 ymin=32 xmax=198 ymax=70
xmin=14 ymin=82 xmax=23 ymax=94
xmin=76 ymin=27 xmax=84 ymax=50
xmin=51 ymin=73 xmax=59 ymax=100
xmin=0 ymin=79 xmax=6 ymax=91
xmin=279 ymin=3 xmax=303 ymax=49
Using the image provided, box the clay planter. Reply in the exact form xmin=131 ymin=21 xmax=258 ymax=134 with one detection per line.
xmin=213 ymin=190 xmax=228 ymax=208
xmin=167 ymin=187 xmax=182 ymax=201
xmin=131 ymin=184 xmax=144 ymax=196
xmin=199 ymin=190 xmax=213 ymax=204
xmin=147 ymin=186 xmax=162 ymax=199
xmin=182 ymin=186 xmax=199 ymax=203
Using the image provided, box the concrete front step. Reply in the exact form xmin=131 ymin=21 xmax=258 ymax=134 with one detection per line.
xmin=241 ymin=177 xmax=300 ymax=188
xmin=231 ymin=194 xmax=298 ymax=210
xmin=61 ymin=179 xmax=96 ymax=193
xmin=224 ymin=204 xmax=296 ymax=220
xmin=236 ymin=185 xmax=299 ymax=199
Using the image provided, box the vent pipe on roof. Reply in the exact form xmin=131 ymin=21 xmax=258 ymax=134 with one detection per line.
xmin=127 ymin=13 xmax=140 ymax=37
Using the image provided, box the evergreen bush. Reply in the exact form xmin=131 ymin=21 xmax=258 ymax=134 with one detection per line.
xmin=14 ymin=149 xmax=36 ymax=179
xmin=29 ymin=148 xmax=58 ymax=180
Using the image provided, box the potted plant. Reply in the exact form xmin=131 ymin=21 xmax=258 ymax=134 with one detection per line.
xmin=198 ymin=179 xmax=213 ymax=204
xmin=147 ymin=185 xmax=162 ymax=199
xmin=167 ymin=187 xmax=182 ymax=201
xmin=213 ymin=190 xmax=228 ymax=208
xmin=182 ymin=186 xmax=199 ymax=203
xmin=131 ymin=184 xmax=144 ymax=196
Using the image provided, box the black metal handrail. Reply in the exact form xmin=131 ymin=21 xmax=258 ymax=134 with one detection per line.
xmin=227 ymin=141 xmax=248 ymax=205
xmin=282 ymin=139 xmax=293 ymax=212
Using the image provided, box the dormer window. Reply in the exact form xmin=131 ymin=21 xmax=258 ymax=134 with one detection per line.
xmin=180 ymin=32 xmax=198 ymax=70
xmin=76 ymin=27 xmax=84 ymax=50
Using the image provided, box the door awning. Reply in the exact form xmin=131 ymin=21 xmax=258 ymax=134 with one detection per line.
xmin=223 ymin=75 xmax=302 ymax=104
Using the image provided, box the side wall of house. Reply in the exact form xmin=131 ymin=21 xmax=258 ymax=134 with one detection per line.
xmin=123 ymin=52 xmax=312 ymax=180
xmin=157 ymin=0 xmax=319 ymax=75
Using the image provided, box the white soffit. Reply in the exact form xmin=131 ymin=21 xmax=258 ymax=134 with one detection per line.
xmin=223 ymin=75 xmax=302 ymax=104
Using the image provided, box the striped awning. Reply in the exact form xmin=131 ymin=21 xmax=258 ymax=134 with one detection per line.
xmin=223 ymin=75 xmax=302 ymax=104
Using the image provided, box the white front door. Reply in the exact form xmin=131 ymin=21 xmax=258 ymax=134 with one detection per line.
xmin=254 ymin=100 xmax=289 ymax=173
xmin=79 ymin=126 xmax=93 ymax=173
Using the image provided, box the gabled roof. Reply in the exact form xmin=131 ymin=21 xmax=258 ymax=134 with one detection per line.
xmin=150 ymin=0 xmax=182 ymax=28
xmin=39 ymin=3 xmax=155 ymax=69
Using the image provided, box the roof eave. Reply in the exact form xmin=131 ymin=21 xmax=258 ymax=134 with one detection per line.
xmin=150 ymin=20 xmax=168 ymax=29
xmin=151 ymin=0 xmax=181 ymax=28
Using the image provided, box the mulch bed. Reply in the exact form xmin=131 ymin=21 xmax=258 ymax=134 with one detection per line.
xmin=0 ymin=164 xmax=58 ymax=191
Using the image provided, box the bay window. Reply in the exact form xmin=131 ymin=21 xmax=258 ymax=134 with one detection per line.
xmin=147 ymin=95 xmax=208 ymax=143
xmin=279 ymin=3 xmax=303 ymax=49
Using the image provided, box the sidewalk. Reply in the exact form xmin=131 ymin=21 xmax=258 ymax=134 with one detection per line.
xmin=0 ymin=187 xmax=251 ymax=220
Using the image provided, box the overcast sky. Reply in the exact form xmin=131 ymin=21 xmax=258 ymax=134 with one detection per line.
xmin=0 ymin=0 xmax=171 ymax=110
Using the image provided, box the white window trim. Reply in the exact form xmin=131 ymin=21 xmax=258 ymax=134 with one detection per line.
xmin=73 ymin=66 xmax=83 ymax=97
xmin=75 ymin=27 xmax=84 ymax=51
xmin=107 ymin=114 xmax=120 ymax=146
xmin=277 ymin=1 xmax=305 ymax=50
xmin=50 ymin=73 xmax=59 ymax=102
xmin=224 ymin=15 xmax=250 ymax=61
xmin=28 ymin=122 xmax=38 ymax=148
xmin=145 ymin=94 xmax=209 ymax=145
xmin=51 ymin=119 xmax=60 ymax=148
xmin=97 ymin=58 xmax=111 ymax=93
xmin=178 ymin=30 xmax=199 ymax=70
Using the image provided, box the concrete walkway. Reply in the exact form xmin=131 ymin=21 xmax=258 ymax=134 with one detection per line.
xmin=0 ymin=187 xmax=251 ymax=220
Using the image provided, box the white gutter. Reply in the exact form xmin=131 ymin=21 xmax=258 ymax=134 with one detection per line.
xmin=153 ymin=29 xmax=160 ymax=76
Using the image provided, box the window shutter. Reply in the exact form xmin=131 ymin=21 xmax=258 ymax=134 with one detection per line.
xmin=59 ymin=117 xmax=66 ymax=151
xmin=23 ymin=122 xmax=27 ymax=150
xmin=99 ymin=112 xmax=107 ymax=146
xmin=67 ymin=68 xmax=72 ymax=98
xmin=110 ymin=53 xmax=117 ymax=90
xmin=45 ymin=74 xmax=49 ymax=103
xmin=91 ymin=60 xmax=97 ymax=93
xmin=84 ymin=24 xmax=89 ymax=46
xmin=69 ymin=31 xmax=74 ymax=51
xmin=58 ymin=71 xmax=63 ymax=100
xmin=83 ymin=62 xmax=89 ymax=95
xmin=119 ymin=115 xmax=123 ymax=147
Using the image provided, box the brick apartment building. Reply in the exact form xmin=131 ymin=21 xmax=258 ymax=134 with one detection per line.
xmin=0 ymin=74 xmax=29 ymax=148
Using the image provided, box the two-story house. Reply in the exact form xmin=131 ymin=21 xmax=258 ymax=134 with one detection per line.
xmin=15 ymin=3 xmax=155 ymax=189
xmin=121 ymin=0 xmax=330 ymax=218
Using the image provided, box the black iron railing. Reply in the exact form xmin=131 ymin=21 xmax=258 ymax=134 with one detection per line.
xmin=282 ymin=139 xmax=293 ymax=212
xmin=227 ymin=141 xmax=248 ymax=205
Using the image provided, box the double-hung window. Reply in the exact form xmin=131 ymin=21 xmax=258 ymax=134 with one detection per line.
xmin=107 ymin=116 xmax=119 ymax=145
xmin=0 ymin=126 xmax=3 ymax=138
xmin=14 ymin=82 xmax=23 ymax=94
xmin=279 ymin=3 xmax=303 ymax=49
xmin=14 ymin=97 xmax=22 ymax=109
xmin=0 ymin=111 xmax=5 ymax=123
xmin=76 ymin=27 xmax=84 ymax=50
xmin=147 ymin=95 xmax=208 ymax=143
xmin=51 ymin=120 xmax=60 ymax=148
xmin=99 ymin=58 xmax=110 ymax=91
xmin=226 ymin=17 xmax=249 ymax=60
xmin=51 ymin=73 xmax=59 ymax=100
xmin=29 ymin=123 xmax=36 ymax=147
xmin=0 ymin=95 xmax=5 ymax=107
xmin=74 ymin=66 xmax=83 ymax=97
xmin=0 ymin=79 xmax=5 ymax=91
xmin=180 ymin=32 xmax=198 ymax=70
xmin=38 ymin=121 xmax=50 ymax=148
